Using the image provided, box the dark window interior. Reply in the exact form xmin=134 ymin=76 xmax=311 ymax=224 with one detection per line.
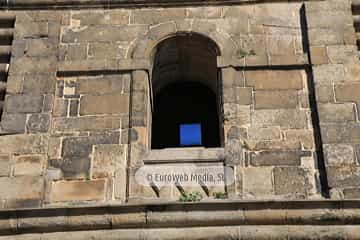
xmin=152 ymin=82 xmax=220 ymax=149
xmin=151 ymin=33 xmax=222 ymax=149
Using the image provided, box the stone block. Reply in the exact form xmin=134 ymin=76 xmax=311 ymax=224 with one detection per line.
xmin=245 ymin=140 xmax=301 ymax=151
xmin=335 ymin=83 xmax=360 ymax=102
xmin=5 ymin=95 xmax=43 ymax=113
xmin=310 ymin=46 xmax=328 ymax=65
xmin=223 ymin=87 xmax=252 ymax=105
xmin=313 ymin=64 xmax=345 ymax=83
xmin=50 ymin=157 xmax=90 ymax=179
xmin=78 ymin=75 xmax=123 ymax=95
xmin=9 ymin=57 xmax=56 ymax=74
xmin=25 ymin=39 xmax=55 ymax=57
xmin=0 ymin=176 xmax=43 ymax=201
xmin=50 ymin=179 xmax=106 ymax=202
xmin=14 ymin=21 xmax=48 ymax=38
xmin=307 ymin=11 xmax=353 ymax=29
xmin=64 ymin=44 xmax=87 ymax=61
xmin=285 ymin=130 xmax=315 ymax=150
xmin=251 ymin=109 xmax=307 ymax=129
xmin=318 ymin=103 xmax=355 ymax=122
xmin=80 ymin=93 xmax=129 ymax=115
xmin=324 ymin=144 xmax=355 ymax=166
xmin=247 ymin=127 xmax=281 ymax=141
xmin=0 ymin=134 xmax=46 ymax=154
xmin=308 ymin=28 xmax=343 ymax=45
xmin=69 ymin=99 xmax=79 ymax=116
xmin=88 ymin=43 xmax=126 ymax=59
xmin=0 ymin=113 xmax=26 ymax=133
xmin=223 ymin=104 xmax=250 ymax=126
xmin=327 ymin=45 xmax=358 ymax=64
xmin=61 ymin=25 xmax=147 ymax=43
xmin=130 ymin=8 xmax=186 ymax=25
xmin=254 ymin=90 xmax=298 ymax=109
xmin=321 ymin=123 xmax=360 ymax=144
xmin=243 ymin=167 xmax=273 ymax=197
xmin=22 ymin=74 xmax=56 ymax=94
xmin=72 ymin=11 xmax=108 ymax=25
xmin=109 ymin=10 xmax=130 ymax=25
xmin=0 ymin=155 xmax=10 ymax=177
xmin=273 ymin=167 xmax=307 ymax=197
xmin=251 ymin=150 xmax=301 ymax=166
xmin=343 ymin=188 xmax=360 ymax=199
xmin=53 ymin=116 xmax=120 ymax=133
xmin=187 ymin=7 xmax=221 ymax=18
xmin=344 ymin=61 xmax=360 ymax=82
xmin=26 ymin=114 xmax=51 ymax=133
xmin=327 ymin=166 xmax=360 ymax=188
xmin=53 ymin=98 xmax=68 ymax=117
xmin=62 ymin=133 xmax=118 ymax=159
xmin=14 ymin=155 xmax=44 ymax=176
xmin=315 ymin=84 xmax=334 ymax=103
xmin=245 ymin=70 xmax=303 ymax=90
xmin=114 ymin=167 xmax=127 ymax=201
xmin=92 ymin=144 xmax=126 ymax=178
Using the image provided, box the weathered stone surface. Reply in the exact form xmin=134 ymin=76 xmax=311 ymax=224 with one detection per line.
xmin=0 ymin=134 xmax=46 ymax=154
xmin=53 ymin=98 xmax=68 ymax=117
xmin=88 ymin=43 xmax=126 ymax=59
xmin=315 ymin=84 xmax=334 ymax=103
xmin=223 ymin=87 xmax=252 ymax=105
xmin=252 ymin=109 xmax=307 ymax=129
xmin=318 ymin=103 xmax=355 ymax=122
xmin=335 ymin=83 xmax=360 ymax=102
xmin=14 ymin=21 xmax=48 ymax=38
xmin=222 ymin=68 xmax=244 ymax=88
xmin=61 ymin=25 xmax=147 ymax=43
xmin=53 ymin=116 xmax=120 ymax=132
xmin=50 ymin=179 xmax=106 ymax=202
xmin=14 ymin=155 xmax=44 ymax=176
xmin=321 ymin=124 xmax=360 ymax=144
xmin=5 ymin=95 xmax=43 ymax=113
xmin=9 ymin=57 xmax=56 ymax=74
xmin=254 ymin=90 xmax=298 ymax=109
xmin=327 ymin=45 xmax=358 ymax=64
xmin=0 ymin=176 xmax=43 ymax=201
xmin=80 ymin=93 xmax=129 ymax=115
xmin=343 ymin=188 xmax=360 ymax=199
xmin=243 ymin=167 xmax=273 ymax=196
xmin=187 ymin=7 xmax=221 ymax=18
xmin=131 ymin=8 xmax=186 ymax=25
xmin=78 ymin=75 xmax=123 ymax=95
xmin=0 ymin=155 xmax=10 ymax=177
xmin=247 ymin=127 xmax=281 ymax=141
xmin=313 ymin=64 xmax=344 ymax=83
xmin=324 ymin=144 xmax=355 ymax=166
xmin=223 ymin=104 xmax=250 ymax=126
xmin=251 ymin=151 xmax=301 ymax=166
xmin=273 ymin=167 xmax=307 ymax=197
xmin=62 ymin=133 xmax=119 ymax=158
xmin=26 ymin=114 xmax=51 ymax=133
xmin=285 ymin=130 xmax=315 ymax=150
xmin=92 ymin=144 xmax=126 ymax=178
xmin=310 ymin=46 xmax=328 ymax=65
xmin=245 ymin=70 xmax=303 ymax=90
xmin=50 ymin=157 xmax=90 ymax=179
xmin=327 ymin=166 xmax=360 ymax=188
xmin=0 ymin=113 xmax=26 ymax=133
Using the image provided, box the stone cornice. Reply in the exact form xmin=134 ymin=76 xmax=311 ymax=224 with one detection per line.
xmin=0 ymin=200 xmax=360 ymax=237
xmin=0 ymin=0 xmax=321 ymax=10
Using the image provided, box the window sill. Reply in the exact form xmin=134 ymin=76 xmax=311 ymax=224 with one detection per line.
xmin=143 ymin=147 xmax=225 ymax=164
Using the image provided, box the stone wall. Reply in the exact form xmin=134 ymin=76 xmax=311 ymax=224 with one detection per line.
xmin=0 ymin=0 xmax=359 ymax=209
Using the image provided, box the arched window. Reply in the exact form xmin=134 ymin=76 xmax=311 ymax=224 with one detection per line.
xmin=151 ymin=33 xmax=222 ymax=149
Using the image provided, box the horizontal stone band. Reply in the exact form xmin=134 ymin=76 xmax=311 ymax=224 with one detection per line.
xmin=0 ymin=0 xmax=320 ymax=9
xmin=1 ymin=200 xmax=360 ymax=236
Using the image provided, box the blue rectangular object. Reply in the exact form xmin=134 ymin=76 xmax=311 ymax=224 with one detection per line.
xmin=180 ymin=123 xmax=202 ymax=146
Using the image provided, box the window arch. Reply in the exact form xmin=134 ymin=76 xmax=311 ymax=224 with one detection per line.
xmin=150 ymin=33 xmax=223 ymax=149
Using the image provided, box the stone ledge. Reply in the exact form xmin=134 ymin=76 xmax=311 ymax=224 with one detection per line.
xmin=0 ymin=0 xmax=321 ymax=9
xmin=143 ymin=147 xmax=225 ymax=163
xmin=0 ymin=200 xmax=360 ymax=236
